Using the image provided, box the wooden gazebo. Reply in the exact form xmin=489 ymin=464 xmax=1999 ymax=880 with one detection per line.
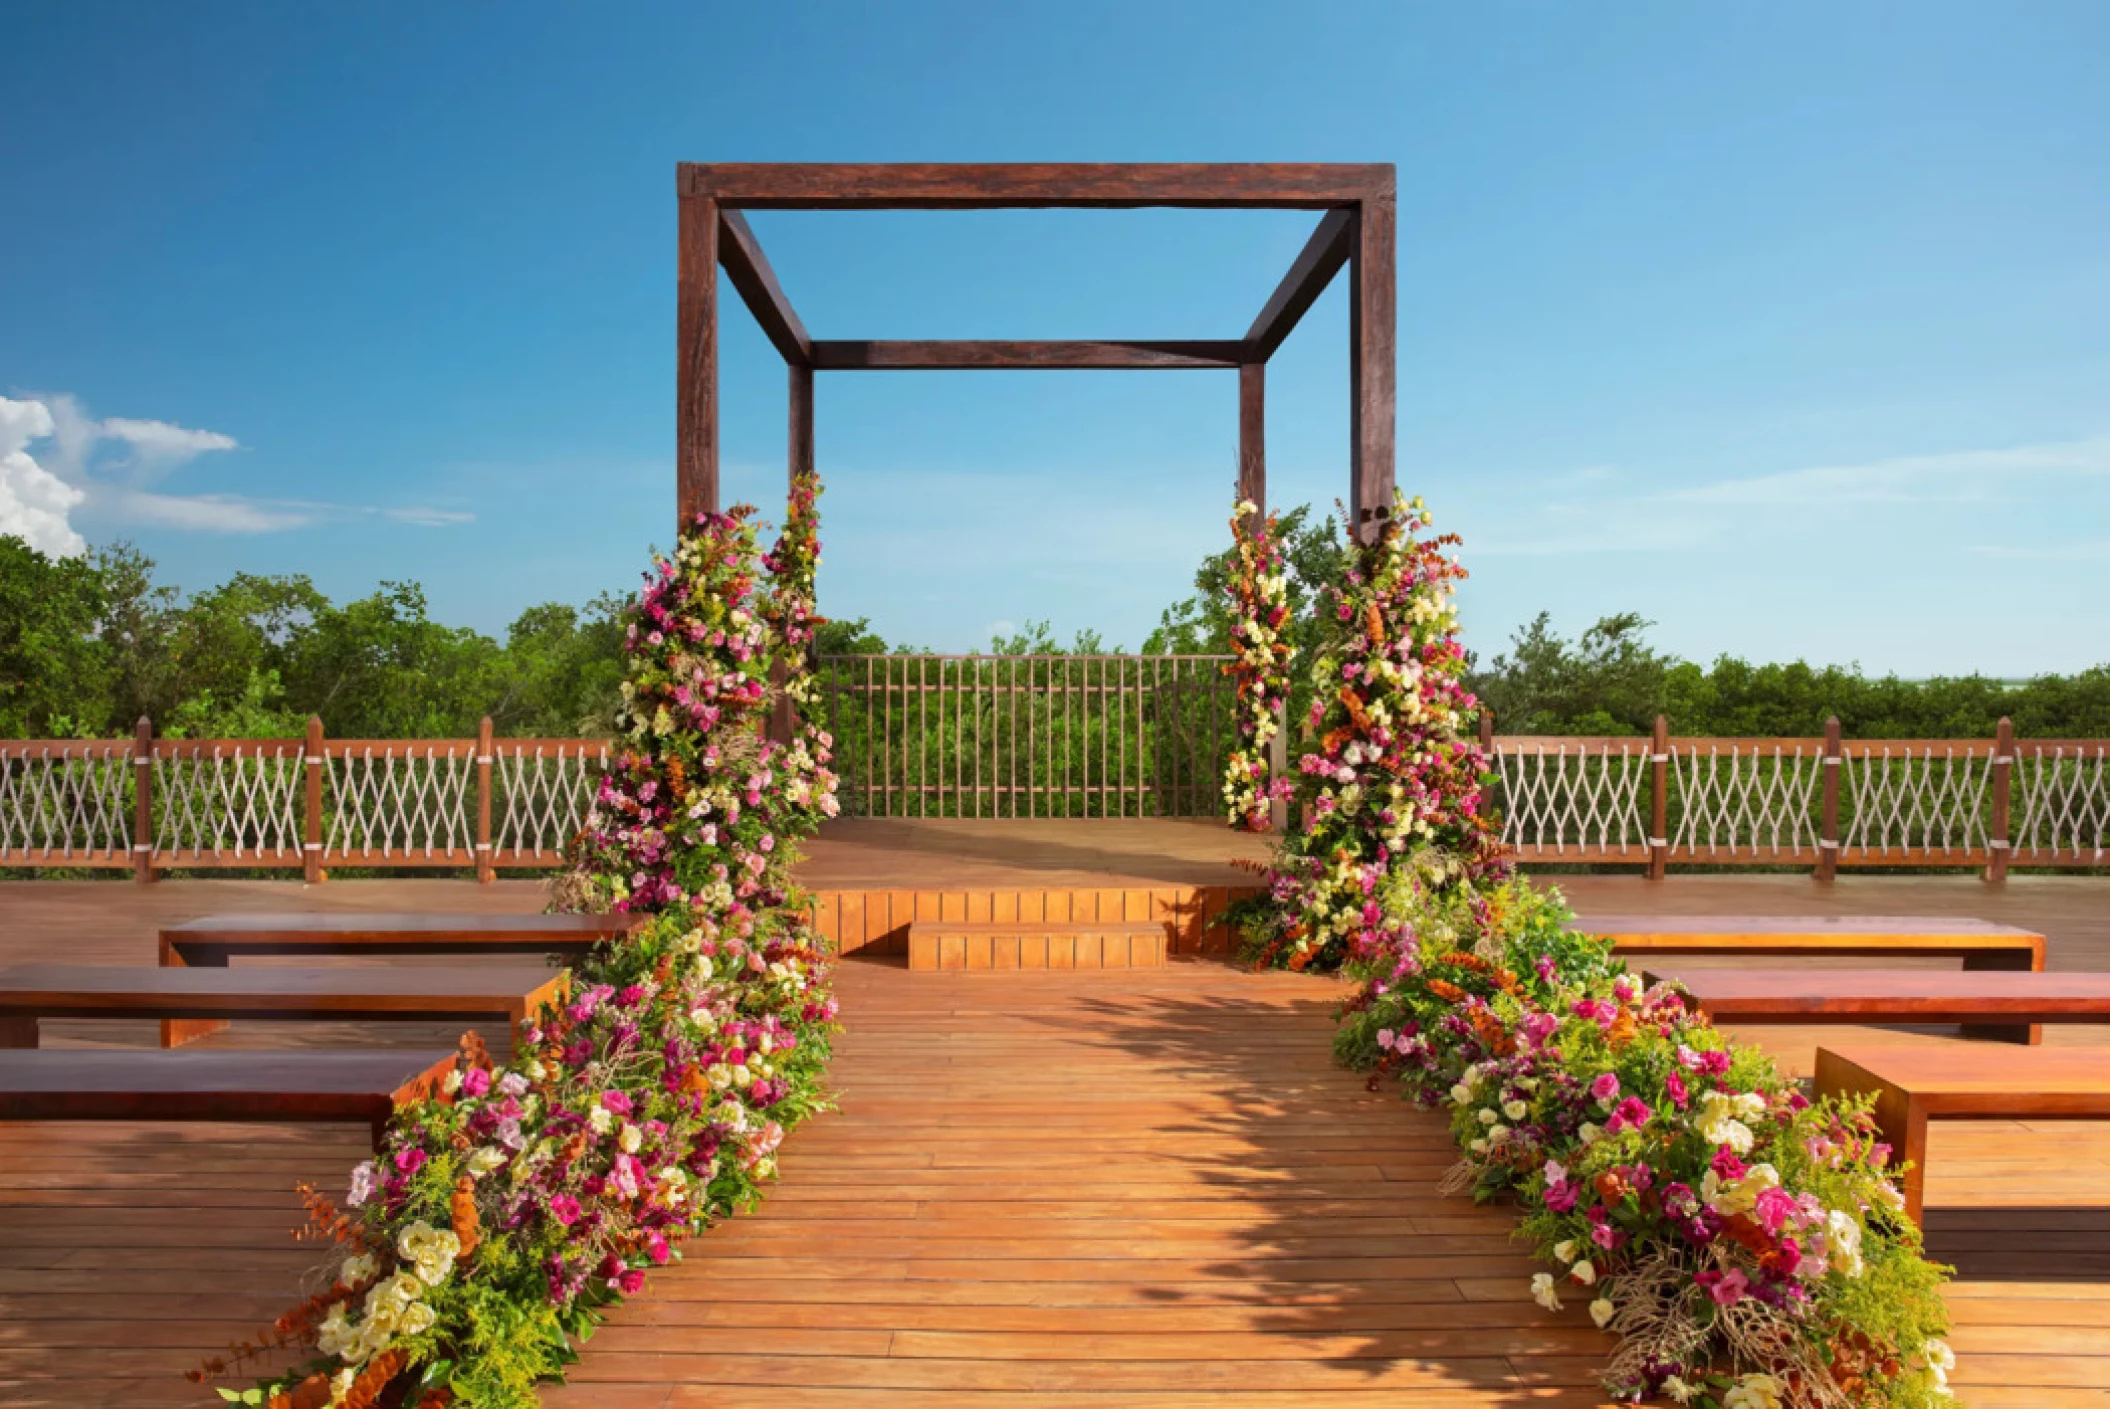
xmin=676 ymin=162 xmax=1399 ymax=541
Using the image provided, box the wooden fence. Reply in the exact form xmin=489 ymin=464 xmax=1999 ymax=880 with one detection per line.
xmin=0 ymin=718 xmax=606 ymax=881
xmin=2 ymin=686 xmax=2104 ymax=879
xmin=813 ymin=654 xmax=1238 ymax=819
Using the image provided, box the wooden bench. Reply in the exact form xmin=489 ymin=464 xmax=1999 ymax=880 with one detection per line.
xmin=907 ymin=921 xmax=1168 ymax=971
xmin=1815 ymin=1044 xmax=2110 ymax=1224
xmin=0 ymin=963 xmax=570 ymax=1052
xmin=0 ymin=1048 xmax=456 ymax=1150
xmin=158 ymin=911 xmax=641 ymax=1044
xmin=1583 ymin=915 xmax=2044 ymax=969
xmin=1648 ymin=968 xmax=2110 ymax=1045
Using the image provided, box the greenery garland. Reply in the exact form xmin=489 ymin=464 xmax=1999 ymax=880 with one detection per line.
xmin=205 ymin=504 xmax=839 ymax=1409
xmin=1221 ymin=498 xmax=1296 ymax=831
xmin=1233 ymin=491 xmax=1957 ymax=1406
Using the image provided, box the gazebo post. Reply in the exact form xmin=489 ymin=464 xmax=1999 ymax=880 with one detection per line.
xmin=1349 ymin=175 xmax=1397 ymax=543
xmin=1237 ymin=361 xmax=1265 ymax=524
xmin=677 ymin=188 xmax=720 ymax=527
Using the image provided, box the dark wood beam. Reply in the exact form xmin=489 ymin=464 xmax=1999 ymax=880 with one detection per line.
xmin=809 ymin=340 xmax=1248 ymax=371
xmin=677 ymin=193 xmax=719 ymax=526
xmin=683 ymin=162 xmax=1385 ymax=210
xmin=718 ymin=209 xmax=810 ymax=365
xmin=1349 ymin=178 xmax=1398 ymax=543
xmin=1238 ymin=362 xmax=1265 ymax=517
xmin=1246 ymin=209 xmax=1354 ymax=360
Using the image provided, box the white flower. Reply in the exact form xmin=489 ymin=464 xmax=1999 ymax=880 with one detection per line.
xmin=1552 ymin=1239 xmax=1578 ymax=1263
xmin=338 ymin=1252 xmax=378 ymax=1286
xmin=1502 ymin=1099 xmax=1529 ymax=1121
xmin=1708 ymin=1163 xmax=1782 ymax=1219
xmin=466 ymin=1146 xmax=507 ymax=1178
xmin=1589 ymin=1297 xmax=1615 ymax=1328
xmin=1543 ymin=1159 xmax=1567 ymax=1185
xmin=396 ymin=1300 xmax=436 ymax=1336
xmin=1723 ymin=1374 xmax=1786 ymax=1409
xmin=1694 ymin=1089 xmax=1767 ymax=1154
xmin=619 ymin=1122 xmax=644 ymax=1154
xmin=589 ymin=1104 xmax=615 ymax=1135
xmin=1577 ymin=1122 xmax=1603 ymax=1145
xmin=330 ymin=1366 xmax=356 ymax=1400
xmin=1826 ymin=1208 xmax=1866 ymax=1277
xmin=1529 ymin=1272 xmax=1562 ymax=1311
xmin=1449 ymin=1081 xmax=1476 ymax=1105
xmin=1477 ymin=1108 xmax=1498 ymax=1126
xmin=1662 ymin=1377 xmax=1698 ymax=1406
xmin=1570 ymin=1259 xmax=1596 ymax=1285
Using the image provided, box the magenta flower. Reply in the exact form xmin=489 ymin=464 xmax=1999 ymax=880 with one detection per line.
xmin=1589 ymin=1072 xmax=1621 ymax=1105
xmin=549 ymin=1193 xmax=583 ymax=1227
xmin=461 ymin=1066 xmax=492 ymax=1098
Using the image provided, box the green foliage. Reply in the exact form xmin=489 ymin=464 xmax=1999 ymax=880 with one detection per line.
xmin=1468 ymin=610 xmax=2110 ymax=738
xmin=0 ymin=534 xmax=628 ymax=739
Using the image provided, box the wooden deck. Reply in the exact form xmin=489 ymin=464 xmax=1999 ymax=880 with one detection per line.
xmin=1 ymin=858 xmax=2106 ymax=1406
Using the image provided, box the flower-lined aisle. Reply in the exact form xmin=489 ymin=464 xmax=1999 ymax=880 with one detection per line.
xmin=1233 ymin=492 xmax=1956 ymax=1408
xmin=205 ymin=497 xmax=840 ymax=1409
xmin=1221 ymin=497 xmax=1295 ymax=831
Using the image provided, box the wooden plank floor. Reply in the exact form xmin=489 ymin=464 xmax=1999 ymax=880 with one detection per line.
xmin=0 ymin=870 xmax=2106 ymax=1405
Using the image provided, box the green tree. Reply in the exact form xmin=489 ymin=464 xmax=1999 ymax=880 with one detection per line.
xmin=0 ymin=536 xmax=112 ymax=735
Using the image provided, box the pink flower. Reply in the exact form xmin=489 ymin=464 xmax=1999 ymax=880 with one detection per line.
xmin=393 ymin=1147 xmax=427 ymax=1176
xmin=1589 ymin=1072 xmax=1621 ymax=1105
xmin=549 ymin=1193 xmax=583 ymax=1226
xmin=1606 ymin=1097 xmax=1652 ymax=1133
xmin=460 ymin=1066 xmax=492 ymax=1098
xmin=1697 ymin=1267 xmax=1750 ymax=1306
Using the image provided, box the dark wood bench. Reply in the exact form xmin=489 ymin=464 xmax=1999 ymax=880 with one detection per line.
xmin=0 ymin=963 xmax=569 ymax=1052
xmin=907 ymin=920 xmax=1168 ymax=971
xmin=1815 ymin=1044 xmax=2110 ymax=1224
xmin=1648 ymin=968 xmax=2110 ymax=1045
xmin=158 ymin=911 xmax=641 ymax=1043
xmin=1583 ymin=915 xmax=2044 ymax=970
xmin=0 ymin=1048 xmax=456 ymax=1150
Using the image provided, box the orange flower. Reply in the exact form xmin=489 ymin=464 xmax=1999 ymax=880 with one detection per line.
xmin=450 ymin=1175 xmax=482 ymax=1259
xmin=1425 ymin=978 xmax=1468 ymax=1003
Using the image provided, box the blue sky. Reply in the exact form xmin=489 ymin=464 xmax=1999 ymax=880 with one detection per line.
xmin=3 ymin=1 xmax=2106 ymax=675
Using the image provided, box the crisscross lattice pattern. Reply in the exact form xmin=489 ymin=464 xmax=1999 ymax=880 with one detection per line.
xmin=494 ymin=741 xmax=609 ymax=863
xmin=0 ymin=743 xmax=132 ymax=863
xmin=1671 ymin=742 xmax=1822 ymax=860
xmin=325 ymin=744 xmax=474 ymax=862
xmin=1839 ymin=744 xmax=1990 ymax=863
xmin=153 ymin=743 xmax=304 ymax=862
xmin=1490 ymin=740 xmax=1650 ymax=859
xmin=2012 ymin=745 xmax=2109 ymax=865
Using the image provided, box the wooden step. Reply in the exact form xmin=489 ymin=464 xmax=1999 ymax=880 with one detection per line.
xmin=908 ymin=922 xmax=1167 ymax=971
xmin=0 ymin=962 xmax=569 ymax=1053
xmin=0 ymin=1048 xmax=456 ymax=1149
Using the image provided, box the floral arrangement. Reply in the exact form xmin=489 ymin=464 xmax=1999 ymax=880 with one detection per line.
xmin=1228 ymin=489 xmax=1957 ymax=1405
xmin=760 ymin=466 xmax=825 ymax=717
xmin=1332 ymin=868 xmax=1955 ymax=1407
xmin=204 ymin=505 xmax=840 ymax=1408
xmin=1246 ymin=491 xmax=1503 ymax=970
xmin=1221 ymin=498 xmax=1296 ymax=831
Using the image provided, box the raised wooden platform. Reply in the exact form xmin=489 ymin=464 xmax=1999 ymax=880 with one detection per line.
xmin=907 ymin=920 xmax=1168 ymax=970
xmin=0 ymin=870 xmax=2107 ymax=1404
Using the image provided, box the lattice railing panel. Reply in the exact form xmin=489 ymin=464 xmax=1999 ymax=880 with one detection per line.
xmin=0 ymin=742 xmax=133 ymax=864
xmin=2011 ymin=744 xmax=2109 ymax=866
xmin=1489 ymin=739 xmax=1650 ymax=859
xmin=494 ymin=741 xmax=609 ymax=863
xmin=1838 ymin=744 xmax=1991 ymax=864
xmin=325 ymin=743 xmax=475 ymax=863
xmin=153 ymin=742 xmax=304 ymax=864
xmin=1670 ymin=741 xmax=1823 ymax=861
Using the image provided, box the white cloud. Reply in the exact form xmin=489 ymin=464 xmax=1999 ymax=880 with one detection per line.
xmin=1664 ymin=436 xmax=2110 ymax=507
xmin=0 ymin=392 xmax=472 ymax=547
xmin=383 ymin=505 xmax=477 ymax=527
xmin=0 ymin=396 xmax=88 ymax=556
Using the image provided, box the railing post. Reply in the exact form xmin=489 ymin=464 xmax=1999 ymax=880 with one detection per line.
xmin=1478 ymin=708 xmax=1493 ymax=751
xmin=1817 ymin=715 xmax=1842 ymax=883
xmin=132 ymin=715 xmax=155 ymax=885
xmin=1987 ymin=715 xmax=2013 ymax=884
xmin=1648 ymin=715 xmax=1669 ymax=881
xmin=303 ymin=716 xmax=325 ymax=885
xmin=476 ymin=715 xmax=496 ymax=884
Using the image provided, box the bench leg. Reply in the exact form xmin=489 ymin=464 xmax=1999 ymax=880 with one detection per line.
xmin=0 ymin=1016 xmax=37 ymax=1048
xmin=160 ymin=940 xmax=231 ymax=1048
xmin=1962 ymin=949 xmax=2041 ymax=1045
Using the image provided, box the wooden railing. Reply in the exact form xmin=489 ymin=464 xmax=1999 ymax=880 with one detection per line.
xmin=3 ymin=701 xmax=2103 ymax=879
xmin=1484 ymin=716 xmax=2109 ymax=875
xmin=814 ymin=654 xmax=1238 ymax=819
xmin=0 ymin=717 xmax=606 ymax=882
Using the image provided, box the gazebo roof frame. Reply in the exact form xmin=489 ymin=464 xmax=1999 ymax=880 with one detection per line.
xmin=676 ymin=161 xmax=1397 ymax=541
